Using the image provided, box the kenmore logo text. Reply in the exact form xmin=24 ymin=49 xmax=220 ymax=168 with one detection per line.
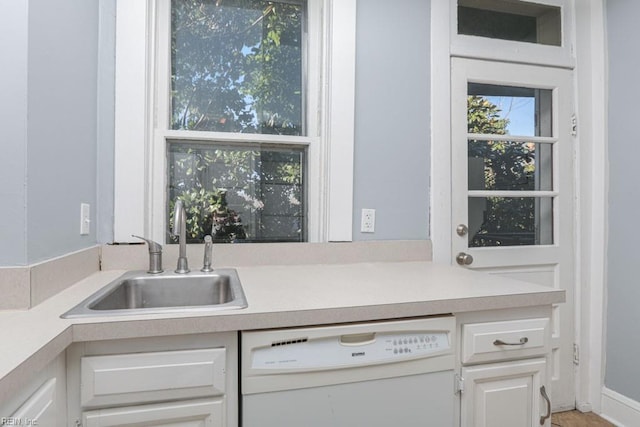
xmin=351 ymin=352 xmax=365 ymax=357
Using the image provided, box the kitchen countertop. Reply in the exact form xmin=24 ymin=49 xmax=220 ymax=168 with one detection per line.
xmin=0 ymin=261 xmax=564 ymax=402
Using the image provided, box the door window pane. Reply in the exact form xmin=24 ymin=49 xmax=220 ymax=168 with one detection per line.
xmin=168 ymin=143 xmax=306 ymax=243
xmin=466 ymin=82 xmax=555 ymax=247
xmin=468 ymin=196 xmax=553 ymax=247
xmin=171 ymin=0 xmax=304 ymax=135
xmin=458 ymin=0 xmax=561 ymax=46
xmin=468 ymin=83 xmax=553 ymax=137
xmin=468 ymin=140 xmax=553 ymax=191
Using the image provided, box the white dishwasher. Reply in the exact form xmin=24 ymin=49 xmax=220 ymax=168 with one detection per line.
xmin=241 ymin=316 xmax=455 ymax=427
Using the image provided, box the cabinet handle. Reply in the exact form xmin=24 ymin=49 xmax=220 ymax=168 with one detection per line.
xmin=540 ymin=385 xmax=551 ymax=425
xmin=493 ymin=337 xmax=529 ymax=346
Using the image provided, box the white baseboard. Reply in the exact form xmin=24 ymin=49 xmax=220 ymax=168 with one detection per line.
xmin=576 ymin=402 xmax=593 ymax=413
xmin=601 ymin=387 xmax=640 ymax=427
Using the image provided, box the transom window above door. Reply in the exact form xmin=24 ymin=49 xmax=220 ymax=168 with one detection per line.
xmin=450 ymin=0 xmax=573 ymax=67
xmin=458 ymin=0 xmax=561 ymax=46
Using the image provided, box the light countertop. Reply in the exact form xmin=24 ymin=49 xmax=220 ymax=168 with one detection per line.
xmin=0 ymin=261 xmax=564 ymax=401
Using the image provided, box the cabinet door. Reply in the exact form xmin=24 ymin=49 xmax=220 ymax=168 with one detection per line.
xmin=82 ymin=398 xmax=224 ymax=427
xmin=460 ymin=358 xmax=549 ymax=427
xmin=10 ymin=378 xmax=58 ymax=426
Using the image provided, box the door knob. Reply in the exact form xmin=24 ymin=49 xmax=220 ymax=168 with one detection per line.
xmin=456 ymin=252 xmax=473 ymax=266
xmin=456 ymin=224 xmax=468 ymax=236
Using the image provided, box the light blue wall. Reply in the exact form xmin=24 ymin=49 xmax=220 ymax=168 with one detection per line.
xmin=0 ymin=2 xmax=29 ymax=265
xmin=96 ymin=0 xmax=117 ymax=245
xmin=0 ymin=0 xmax=100 ymax=266
xmin=0 ymin=0 xmax=430 ymax=266
xmin=352 ymin=0 xmax=431 ymax=241
xmin=604 ymin=0 xmax=640 ymax=403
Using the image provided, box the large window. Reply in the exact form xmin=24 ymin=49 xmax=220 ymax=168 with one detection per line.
xmin=112 ymin=0 xmax=355 ymax=244
xmin=165 ymin=0 xmax=308 ymax=243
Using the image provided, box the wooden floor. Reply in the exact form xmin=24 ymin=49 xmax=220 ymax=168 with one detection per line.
xmin=551 ymin=411 xmax=616 ymax=427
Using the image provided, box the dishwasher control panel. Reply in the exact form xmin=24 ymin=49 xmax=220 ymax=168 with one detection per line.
xmin=250 ymin=330 xmax=450 ymax=370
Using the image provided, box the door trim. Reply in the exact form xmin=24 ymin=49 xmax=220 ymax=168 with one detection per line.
xmin=573 ymin=0 xmax=608 ymax=414
xmin=430 ymin=0 xmax=453 ymax=265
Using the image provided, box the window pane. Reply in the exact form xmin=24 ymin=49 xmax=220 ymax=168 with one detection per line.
xmin=468 ymin=83 xmax=553 ymax=137
xmin=468 ymin=196 xmax=553 ymax=247
xmin=168 ymin=143 xmax=305 ymax=243
xmin=468 ymin=140 xmax=553 ymax=191
xmin=458 ymin=0 xmax=561 ymax=46
xmin=171 ymin=0 xmax=304 ymax=135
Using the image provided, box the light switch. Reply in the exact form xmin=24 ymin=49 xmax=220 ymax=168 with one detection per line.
xmin=80 ymin=203 xmax=91 ymax=235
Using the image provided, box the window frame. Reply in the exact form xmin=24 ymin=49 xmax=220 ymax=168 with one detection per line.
xmin=113 ymin=0 xmax=356 ymax=244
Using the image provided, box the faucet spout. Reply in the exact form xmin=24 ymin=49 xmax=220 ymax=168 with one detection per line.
xmin=172 ymin=200 xmax=190 ymax=274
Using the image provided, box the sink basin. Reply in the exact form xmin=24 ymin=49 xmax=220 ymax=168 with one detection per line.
xmin=62 ymin=269 xmax=247 ymax=318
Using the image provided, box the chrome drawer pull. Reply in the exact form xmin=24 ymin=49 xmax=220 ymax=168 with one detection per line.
xmin=493 ymin=337 xmax=529 ymax=346
xmin=540 ymin=385 xmax=551 ymax=425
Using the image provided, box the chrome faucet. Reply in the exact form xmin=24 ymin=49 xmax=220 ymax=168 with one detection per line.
xmin=132 ymin=235 xmax=163 ymax=274
xmin=172 ymin=200 xmax=190 ymax=274
xmin=201 ymin=235 xmax=214 ymax=272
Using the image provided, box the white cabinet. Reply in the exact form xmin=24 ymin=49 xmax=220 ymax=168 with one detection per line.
xmin=460 ymin=358 xmax=548 ymax=427
xmin=67 ymin=332 xmax=238 ymax=427
xmin=0 ymin=353 xmax=66 ymax=426
xmin=8 ymin=378 xmax=58 ymax=426
xmin=458 ymin=310 xmax=552 ymax=427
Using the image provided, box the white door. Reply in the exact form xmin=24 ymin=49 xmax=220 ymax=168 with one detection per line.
xmin=451 ymin=57 xmax=575 ymax=410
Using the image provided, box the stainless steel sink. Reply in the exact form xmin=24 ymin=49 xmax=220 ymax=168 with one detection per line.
xmin=62 ymin=269 xmax=247 ymax=318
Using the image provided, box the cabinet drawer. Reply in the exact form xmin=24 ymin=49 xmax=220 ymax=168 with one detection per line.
xmin=82 ymin=397 xmax=224 ymax=427
xmin=81 ymin=348 xmax=226 ymax=408
xmin=461 ymin=318 xmax=549 ymax=365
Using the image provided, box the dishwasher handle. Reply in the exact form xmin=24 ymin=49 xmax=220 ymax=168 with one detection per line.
xmin=340 ymin=332 xmax=376 ymax=346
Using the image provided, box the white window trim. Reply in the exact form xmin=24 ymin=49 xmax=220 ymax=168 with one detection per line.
xmin=113 ymin=0 xmax=356 ymax=243
xmin=113 ymin=0 xmax=148 ymax=243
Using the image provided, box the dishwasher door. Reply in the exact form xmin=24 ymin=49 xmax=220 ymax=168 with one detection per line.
xmin=241 ymin=316 xmax=456 ymax=427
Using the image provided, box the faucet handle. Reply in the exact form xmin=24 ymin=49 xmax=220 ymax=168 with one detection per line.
xmin=132 ymin=235 xmax=162 ymax=253
xmin=132 ymin=235 xmax=163 ymax=274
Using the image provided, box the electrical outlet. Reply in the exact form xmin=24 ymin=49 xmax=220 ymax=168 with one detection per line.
xmin=361 ymin=208 xmax=375 ymax=233
xmin=80 ymin=203 xmax=91 ymax=235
